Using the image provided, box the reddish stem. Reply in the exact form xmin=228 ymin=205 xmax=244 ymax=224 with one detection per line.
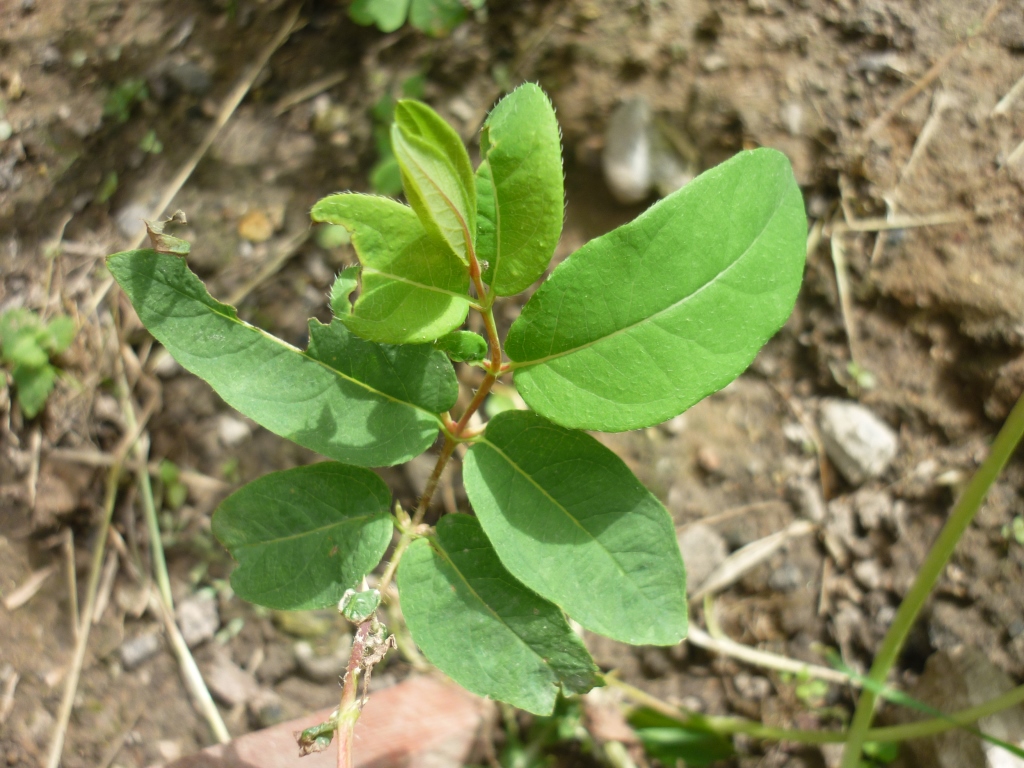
xmin=336 ymin=621 xmax=372 ymax=768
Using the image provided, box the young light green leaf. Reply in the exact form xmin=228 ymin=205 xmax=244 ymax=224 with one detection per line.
xmin=312 ymin=194 xmax=470 ymax=344
xmin=42 ymin=315 xmax=76 ymax=354
xmin=463 ymin=410 xmax=688 ymax=645
xmin=506 ymin=148 xmax=806 ymax=432
xmin=476 ymin=83 xmax=564 ymax=295
xmin=213 ymin=463 xmax=393 ymax=610
xmin=434 ymin=330 xmax=488 ymax=363
xmin=12 ymin=363 xmax=57 ymax=419
xmin=398 ymin=514 xmax=600 ymax=715
xmin=108 ymin=250 xmax=457 ymax=467
xmin=391 ymin=100 xmax=476 ymax=264
xmin=349 ymin=0 xmax=411 ymax=32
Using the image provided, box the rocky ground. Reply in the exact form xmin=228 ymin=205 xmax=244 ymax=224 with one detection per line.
xmin=2 ymin=1 xmax=1024 ymax=767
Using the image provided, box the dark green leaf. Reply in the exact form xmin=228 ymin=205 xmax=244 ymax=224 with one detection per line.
xmin=12 ymin=363 xmax=56 ymax=418
xmin=349 ymin=0 xmax=410 ymax=32
xmin=108 ymin=250 xmax=457 ymax=467
xmin=398 ymin=514 xmax=600 ymax=715
xmin=506 ymin=148 xmax=806 ymax=431
xmin=434 ymin=330 xmax=487 ymax=363
xmin=213 ymin=463 xmax=393 ymax=610
xmin=312 ymin=194 xmax=470 ymax=344
xmin=476 ymin=83 xmax=564 ymax=296
xmin=392 ymin=100 xmax=476 ymax=264
xmin=463 ymin=410 xmax=688 ymax=645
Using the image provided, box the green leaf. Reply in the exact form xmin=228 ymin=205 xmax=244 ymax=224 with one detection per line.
xmin=408 ymin=0 xmax=468 ymax=36
xmin=476 ymin=83 xmax=564 ymax=296
xmin=108 ymin=250 xmax=457 ymax=467
xmin=5 ymin=333 xmax=48 ymax=368
xmin=312 ymin=194 xmax=470 ymax=344
xmin=42 ymin=315 xmax=76 ymax=354
xmin=463 ymin=410 xmax=688 ymax=645
xmin=627 ymin=709 xmax=735 ymax=767
xmin=213 ymin=463 xmax=393 ymax=610
xmin=391 ymin=100 xmax=476 ymax=264
xmin=506 ymin=148 xmax=806 ymax=432
xmin=398 ymin=514 xmax=600 ymax=715
xmin=12 ymin=363 xmax=56 ymax=418
xmin=434 ymin=330 xmax=487 ymax=363
xmin=349 ymin=0 xmax=410 ymax=32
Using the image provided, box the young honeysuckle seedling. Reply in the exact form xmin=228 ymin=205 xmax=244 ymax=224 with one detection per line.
xmin=106 ymin=82 xmax=806 ymax=763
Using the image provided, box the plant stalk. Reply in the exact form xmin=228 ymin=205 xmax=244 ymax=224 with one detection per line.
xmin=336 ymin=620 xmax=372 ymax=768
xmin=840 ymin=391 xmax=1024 ymax=767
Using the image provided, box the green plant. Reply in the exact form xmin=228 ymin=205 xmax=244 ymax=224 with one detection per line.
xmin=103 ymin=78 xmax=148 ymax=123
xmin=106 ymin=84 xmax=806 ymax=763
xmin=0 ymin=309 xmax=76 ymax=418
xmin=349 ymin=0 xmax=484 ymax=37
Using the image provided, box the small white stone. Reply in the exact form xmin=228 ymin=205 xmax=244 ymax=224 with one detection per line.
xmin=217 ymin=414 xmax=252 ymax=447
xmin=114 ymin=203 xmax=149 ymax=240
xmin=819 ymin=400 xmax=897 ymax=485
xmin=603 ymin=97 xmax=653 ymax=204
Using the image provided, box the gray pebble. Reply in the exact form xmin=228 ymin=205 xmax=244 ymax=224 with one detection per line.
xmin=819 ymin=400 xmax=897 ymax=485
xmin=167 ymin=61 xmax=212 ymax=96
xmin=176 ymin=592 xmax=220 ymax=648
xmin=120 ymin=631 xmax=162 ymax=670
xmin=677 ymin=523 xmax=728 ymax=592
xmin=768 ymin=561 xmax=803 ymax=592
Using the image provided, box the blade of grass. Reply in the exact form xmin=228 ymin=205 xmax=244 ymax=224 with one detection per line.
xmin=829 ymin=652 xmax=1024 ymax=758
xmin=840 ymin=390 xmax=1024 ymax=767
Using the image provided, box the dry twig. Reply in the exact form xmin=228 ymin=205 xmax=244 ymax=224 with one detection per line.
xmin=690 ymin=520 xmax=816 ymax=601
xmin=688 ymin=626 xmax=854 ymax=686
xmin=272 ymin=71 xmax=347 ymax=116
xmin=992 ymin=69 xmax=1024 ymax=115
xmin=0 ymin=671 xmax=18 ymax=725
xmin=44 ymin=390 xmax=156 ymax=768
xmin=2 ymin=565 xmax=57 ymax=611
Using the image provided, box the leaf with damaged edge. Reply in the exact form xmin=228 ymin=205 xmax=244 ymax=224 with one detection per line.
xmin=107 ymin=250 xmax=457 ymax=467
xmin=398 ymin=514 xmax=600 ymax=715
xmin=463 ymin=409 xmax=688 ymax=645
xmin=313 ymin=194 xmax=470 ymax=344
xmin=506 ymin=148 xmax=806 ymax=432
xmin=213 ymin=463 xmax=393 ymax=610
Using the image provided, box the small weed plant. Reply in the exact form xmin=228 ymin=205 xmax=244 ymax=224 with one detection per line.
xmin=109 ymin=84 xmax=1024 ymax=767
xmin=108 ymin=82 xmax=805 ymax=758
xmin=0 ymin=309 xmax=76 ymax=418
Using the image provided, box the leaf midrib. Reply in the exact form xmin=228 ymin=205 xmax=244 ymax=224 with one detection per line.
xmin=508 ymin=188 xmax=788 ymax=369
xmin=122 ymin=258 xmax=445 ymax=423
xmin=428 ymin=536 xmax=560 ymax=682
xmin=361 ymin=265 xmax=471 ymax=302
xmin=475 ymin=437 xmax=667 ymax=617
xmin=232 ymin=512 xmax=381 ymax=551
